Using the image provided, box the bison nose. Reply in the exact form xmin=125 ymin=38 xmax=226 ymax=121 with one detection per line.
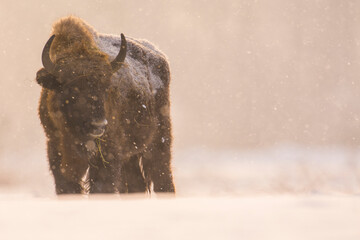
xmin=89 ymin=119 xmax=107 ymax=139
xmin=91 ymin=119 xmax=108 ymax=127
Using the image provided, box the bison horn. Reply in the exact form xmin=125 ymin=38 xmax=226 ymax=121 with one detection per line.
xmin=42 ymin=35 xmax=56 ymax=73
xmin=111 ymin=33 xmax=127 ymax=73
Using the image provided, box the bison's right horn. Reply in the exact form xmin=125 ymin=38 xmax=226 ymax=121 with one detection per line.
xmin=42 ymin=35 xmax=56 ymax=73
xmin=111 ymin=33 xmax=127 ymax=73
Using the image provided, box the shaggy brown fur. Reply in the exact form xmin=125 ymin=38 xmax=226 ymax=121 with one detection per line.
xmin=36 ymin=16 xmax=175 ymax=194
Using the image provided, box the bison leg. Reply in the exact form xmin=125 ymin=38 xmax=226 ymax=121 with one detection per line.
xmin=143 ymin=131 xmax=175 ymax=193
xmin=143 ymin=148 xmax=175 ymax=193
xmin=88 ymin=161 xmax=117 ymax=193
xmin=48 ymin=140 xmax=82 ymax=194
xmin=117 ymin=155 xmax=146 ymax=193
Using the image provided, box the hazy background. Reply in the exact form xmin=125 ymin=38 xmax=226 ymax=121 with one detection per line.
xmin=0 ymin=0 xmax=360 ymax=195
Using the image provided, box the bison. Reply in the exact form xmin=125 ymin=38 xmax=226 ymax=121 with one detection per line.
xmin=36 ymin=16 xmax=175 ymax=194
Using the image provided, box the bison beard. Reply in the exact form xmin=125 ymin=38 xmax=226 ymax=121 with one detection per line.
xmin=36 ymin=16 xmax=175 ymax=194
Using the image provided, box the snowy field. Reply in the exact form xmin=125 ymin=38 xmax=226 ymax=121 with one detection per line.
xmin=0 ymin=145 xmax=360 ymax=239
xmin=0 ymin=195 xmax=359 ymax=240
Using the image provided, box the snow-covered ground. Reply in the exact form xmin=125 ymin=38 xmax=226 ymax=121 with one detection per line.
xmin=174 ymin=145 xmax=360 ymax=196
xmin=0 ymin=145 xmax=359 ymax=239
xmin=0 ymin=195 xmax=359 ymax=240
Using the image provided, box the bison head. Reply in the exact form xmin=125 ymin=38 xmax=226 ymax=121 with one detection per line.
xmin=37 ymin=34 xmax=127 ymax=141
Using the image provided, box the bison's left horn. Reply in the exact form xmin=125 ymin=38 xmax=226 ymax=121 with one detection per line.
xmin=111 ymin=33 xmax=127 ymax=73
xmin=42 ymin=35 xmax=56 ymax=73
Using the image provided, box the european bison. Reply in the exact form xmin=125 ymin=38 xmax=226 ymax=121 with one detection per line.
xmin=36 ymin=16 xmax=175 ymax=194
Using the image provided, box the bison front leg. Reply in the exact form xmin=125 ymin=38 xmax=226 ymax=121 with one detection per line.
xmin=47 ymin=140 xmax=82 ymax=194
xmin=117 ymin=155 xmax=146 ymax=194
xmin=88 ymin=152 xmax=117 ymax=193
xmin=88 ymin=163 xmax=117 ymax=193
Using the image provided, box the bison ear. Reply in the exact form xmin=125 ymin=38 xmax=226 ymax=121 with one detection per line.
xmin=36 ymin=68 xmax=62 ymax=90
